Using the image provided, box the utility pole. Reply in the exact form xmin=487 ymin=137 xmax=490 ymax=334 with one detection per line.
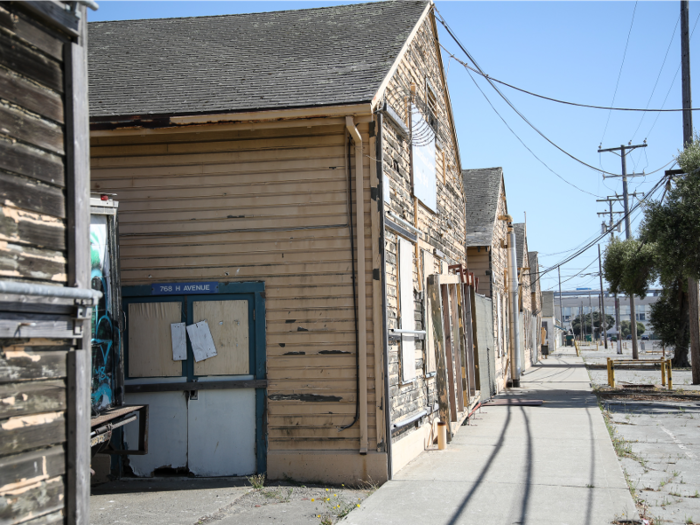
xmin=598 ymin=244 xmax=608 ymax=349
xmin=581 ymin=301 xmax=585 ymax=342
xmin=558 ymin=265 xmax=564 ymax=332
xmin=681 ymin=0 xmax=700 ymax=384
xmin=598 ymin=142 xmax=647 ymax=359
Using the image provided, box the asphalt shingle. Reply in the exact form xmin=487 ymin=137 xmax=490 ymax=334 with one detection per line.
xmin=462 ymin=167 xmax=503 ymax=247
xmin=88 ymin=1 xmax=429 ymax=118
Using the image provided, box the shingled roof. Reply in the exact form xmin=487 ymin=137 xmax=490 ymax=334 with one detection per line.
xmin=462 ymin=167 xmax=503 ymax=247
xmin=88 ymin=1 xmax=429 ymax=118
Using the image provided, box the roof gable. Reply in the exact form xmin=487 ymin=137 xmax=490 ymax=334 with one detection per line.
xmin=514 ymin=223 xmax=526 ymax=269
xmin=528 ymin=251 xmax=539 ymax=289
xmin=462 ymin=167 xmax=503 ymax=247
xmin=88 ymin=1 xmax=429 ymax=118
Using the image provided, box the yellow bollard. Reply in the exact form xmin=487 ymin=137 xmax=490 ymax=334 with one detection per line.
xmin=667 ymin=360 xmax=673 ymax=390
xmin=607 ymin=358 xmax=612 ymax=387
xmin=661 ymin=360 xmax=666 ymax=387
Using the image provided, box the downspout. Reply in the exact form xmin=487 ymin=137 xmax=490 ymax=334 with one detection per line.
xmin=346 ymin=117 xmax=369 ymax=454
xmin=376 ymin=111 xmax=393 ymax=479
xmin=499 ymin=215 xmax=521 ymax=387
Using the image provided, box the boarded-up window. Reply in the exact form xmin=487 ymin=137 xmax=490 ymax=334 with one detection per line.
xmin=411 ymin=105 xmax=436 ymax=212
xmin=128 ymin=302 xmax=183 ymax=377
xmin=399 ymin=237 xmax=415 ymax=382
xmin=422 ymin=250 xmax=436 ymax=374
xmin=193 ymin=300 xmax=249 ymax=376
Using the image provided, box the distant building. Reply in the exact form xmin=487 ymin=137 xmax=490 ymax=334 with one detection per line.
xmin=541 ymin=291 xmax=562 ymax=352
xmin=554 ymin=289 xmax=661 ymax=337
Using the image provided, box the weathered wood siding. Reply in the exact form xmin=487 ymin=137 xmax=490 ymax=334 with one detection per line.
xmin=380 ymin=15 xmax=466 ymax=442
xmin=489 ymin=186 xmax=510 ymax=390
xmin=0 ymin=4 xmax=78 ymax=523
xmin=0 ymin=3 xmax=67 ymax=284
xmin=90 ymin=122 xmax=380 ymax=458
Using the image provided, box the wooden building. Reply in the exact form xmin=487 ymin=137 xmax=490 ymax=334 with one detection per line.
xmin=514 ymin=223 xmax=536 ymax=369
xmin=87 ymin=1 xmax=476 ymax=483
xmin=0 ymin=2 xmax=96 ymax=523
xmin=462 ymin=167 xmax=512 ymax=391
xmin=528 ymin=251 xmax=542 ymax=363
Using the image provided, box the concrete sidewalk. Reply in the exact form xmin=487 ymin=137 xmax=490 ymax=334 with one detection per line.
xmin=343 ymin=349 xmax=639 ymax=525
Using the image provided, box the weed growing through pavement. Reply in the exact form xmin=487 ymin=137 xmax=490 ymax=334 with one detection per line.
xmin=248 ymin=473 xmax=265 ymax=489
xmin=314 ymin=488 xmax=363 ymax=525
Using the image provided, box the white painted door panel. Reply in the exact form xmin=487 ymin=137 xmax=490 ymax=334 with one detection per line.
xmin=124 ymin=391 xmax=188 ymax=477
xmin=187 ymin=389 xmax=256 ymax=477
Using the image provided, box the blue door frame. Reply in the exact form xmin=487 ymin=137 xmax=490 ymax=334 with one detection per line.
xmin=122 ymin=281 xmax=267 ymax=474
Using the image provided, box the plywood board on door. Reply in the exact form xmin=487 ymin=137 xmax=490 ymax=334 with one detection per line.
xmin=128 ymin=302 xmax=182 ymax=377
xmin=193 ymin=300 xmax=249 ymax=376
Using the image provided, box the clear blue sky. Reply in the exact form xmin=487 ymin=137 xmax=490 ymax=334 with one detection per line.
xmin=89 ymin=1 xmax=699 ymax=293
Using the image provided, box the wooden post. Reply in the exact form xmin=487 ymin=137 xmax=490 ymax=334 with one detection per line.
xmin=451 ymin=284 xmax=466 ymax=411
xmin=64 ymin=6 xmax=91 ymax=523
xmin=667 ymin=360 xmax=673 ymax=390
xmin=607 ymin=358 xmax=612 ymax=387
xmin=428 ymin=276 xmax=451 ymax=439
xmin=441 ymin=284 xmax=458 ymax=422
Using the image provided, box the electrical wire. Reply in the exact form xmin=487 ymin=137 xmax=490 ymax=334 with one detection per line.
xmin=438 ymin=43 xmax=700 ymax=113
xmin=462 ymin=66 xmax=601 ymax=197
xmin=601 ymin=1 xmax=638 ymax=145
xmin=630 ymin=15 xmax=681 ymax=144
xmin=434 ymin=9 xmax=633 ymax=179
xmin=645 ymin=9 xmax=700 ymax=141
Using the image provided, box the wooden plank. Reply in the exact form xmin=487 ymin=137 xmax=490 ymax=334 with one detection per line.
xmin=427 ymin=277 xmax=450 ymax=437
xmin=21 ymin=510 xmax=64 ymax=525
xmin=193 ymin=300 xmax=249 ymax=375
xmin=0 ymin=348 xmax=67 ymax=384
xmin=0 ymin=137 xmax=65 ymax=186
xmin=90 ymin=133 xmax=346 ymax=158
xmin=450 ymin=284 xmax=465 ymax=412
xmin=0 ymin=102 xmax=64 ymax=155
xmin=0 ymin=66 xmax=63 ymax=123
xmin=0 ymin=5 xmax=64 ymax=61
xmin=463 ymin=284 xmax=478 ymax=395
xmin=0 ymin=205 xmax=66 ymax=251
xmin=15 ymin=1 xmax=80 ymax=38
xmin=0 ymin=380 xmax=65 ymax=419
xmin=0 ymin=30 xmax=62 ymax=93
xmin=441 ymin=284 xmax=457 ymax=422
xmin=0 ymin=476 xmax=64 ymax=525
xmin=0 ymin=242 xmax=67 ymax=282
xmin=128 ymin=301 xmax=183 ymax=378
xmin=0 ymin=445 xmax=65 ymax=489
xmin=0 ymin=411 xmax=65 ymax=455
xmin=0 ymin=171 xmax=66 ymax=219
xmin=125 ymin=380 xmax=267 ymax=393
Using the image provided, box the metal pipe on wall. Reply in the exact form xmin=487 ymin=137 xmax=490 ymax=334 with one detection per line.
xmin=345 ymin=117 xmax=369 ymax=454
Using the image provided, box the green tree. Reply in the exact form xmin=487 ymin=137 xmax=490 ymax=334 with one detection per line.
xmin=620 ymin=320 xmax=645 ymax=338
xmin=638 ymin=133 xmax=700 ymax=371
xmin=571 ymin=312 xmax=614 ymax=337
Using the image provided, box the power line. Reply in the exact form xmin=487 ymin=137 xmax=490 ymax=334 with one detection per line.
xmin=601 ymin=1 xmax=638 ymax=145
xmin=434 ymin=9 xmax=634 ymax=179
xmin=645 ymin=8 xmax=700 ymax=141
xmin=461 ymin=65 xmax=601 ymax=197
xmin=440 ymin=44 xmax=700 ymax=113
xmin=630 ymin=15 xmax=681 ymax=143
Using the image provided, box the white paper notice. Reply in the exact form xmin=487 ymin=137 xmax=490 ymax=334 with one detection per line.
xmin=170 ymin=322 xmax=187 ymax=361
xmin=186 ymin=321 xmax=218 ymax=362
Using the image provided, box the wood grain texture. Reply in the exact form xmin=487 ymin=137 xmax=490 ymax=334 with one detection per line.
xmin=0 ymin=137 xmax=65 ymax=187
xmin=0 ymin=445 xmax=65 ymax=489
xmin=0 ymin=66 xmax=64 ymax=123
xmin=0 ymin=348 xmax=68 ymax=384
xmin=0 ymin=171 xmax=66 ymax=218
xmin=0 ymin=100 xmax=64 ymax=155
xmin=128 ymin=301 xmax=183 ymax=377
xmin=0 ymin=380 xmax=66 ymax=419
xmin=0 ymin=204 xmax=66 ymax=251
xmin=193 ymin=300 xmax=249 ymax=376
xmin=0 ymin=411 xmax=65 ymax=455
xmin=0 ymin=30 xmax=63 ymax=92
xmin=0 ymin=5 xmax=64 ymax=60
xmin=0 ymin=476 xmax=64 ymax=524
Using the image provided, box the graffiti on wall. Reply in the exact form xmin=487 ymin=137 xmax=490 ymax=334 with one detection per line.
xmin=91 ymin=215 xmax=118 ymax=413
